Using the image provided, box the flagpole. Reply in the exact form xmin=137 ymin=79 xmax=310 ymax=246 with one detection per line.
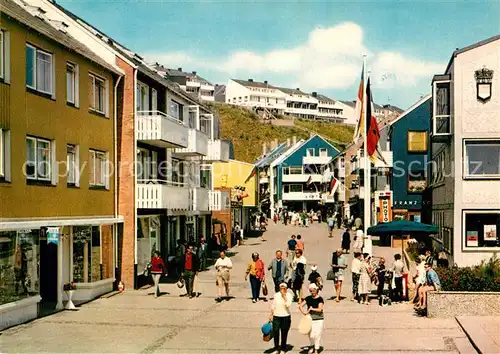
xmin=363 ymin=55 xmax=371 ymax=235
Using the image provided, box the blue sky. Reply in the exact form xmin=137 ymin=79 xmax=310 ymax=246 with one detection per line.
xmin=59 ymin=0 xmax=499 ymax=109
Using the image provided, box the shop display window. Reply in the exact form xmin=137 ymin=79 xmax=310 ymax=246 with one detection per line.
xmin=73 ymin=226 xmax=102 ymax=283
xmin=0 ymin=230 xmax=40 ymax=305
xmin=464 ymin=211 xmax=500 ymax=248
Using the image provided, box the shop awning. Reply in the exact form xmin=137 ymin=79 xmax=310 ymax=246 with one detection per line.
xmin=367 ymin=220 xmax=438 ymax=236
xmin=0 ymin=216 xmax=124 ymax=231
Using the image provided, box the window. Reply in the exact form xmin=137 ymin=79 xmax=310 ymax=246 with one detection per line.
xmin=408 ymin=131 xmax=428 ymax=153
xmin=66 ymin=62 xmax=77 ymax=105
xmin=136 ymin=81 xmax=149 ymax=111
xmin=136 ymin=148 xmax=158 ymax=182
xmin=408 ymin=170 xmax=427 ymax=193
xmin=151 ymin=88 xmax=157 ymax=112
xmin=289 ymin=166 xmax=303 ymax=175
xmin=200 ymin=165 xmax=211 ymax=189
xmin=73 ymin=226 xmax=102 ymax=283
xmin=0 ymin=30 xmax=4 ymax=80
xmin=88 ymin=73 xmax=106 ymax=114
xmin=306 ymin=148 xmax=315 ymax=157
xmin=26 ymin=44 xmax=53 ymax=95
xmin=67 ymin=144 xmax=79 ymax=186
xmin=171 ymin=158 xmax=184 ymax=184
xmin=319 ymin=148 xmax=328 ymax=157
xmin=464 ymin=211 xmax=500 ymax=249
xmin=168 ymin=100 xmax=180 ymax=120
xmin=26 ymin=136 xmax=51 ymax=181
xmin=89 ymin=149 xmax=107 ymax=187
xmin=432 ymin=149 xmax=446 ymax=185
xmin=433 ymin=81 xmax=451 ymax=135
xmin=290 ymin=184 xmax=302 ymax=192
xmin=464 ymin=140 xmax=500 ymax=178
xmin=0 ymin=129 xmax=8 ymax=180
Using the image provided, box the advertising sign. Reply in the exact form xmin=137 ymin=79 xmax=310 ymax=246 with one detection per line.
xmin=484 ymin=225 xmax=497 ymax=241
xmin=378 ymin=196 xmax=392 ymax=223
xmin=466 ymin=231 xmax=478 ymax=247
xmin=47 ymin=227 xmax=60 ymax=245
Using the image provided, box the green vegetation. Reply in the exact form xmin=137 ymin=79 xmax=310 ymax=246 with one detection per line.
xmin=210 ymin=103 xmax=355 ymax=163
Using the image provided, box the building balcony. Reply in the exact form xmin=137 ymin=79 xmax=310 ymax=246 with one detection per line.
xmin=204 ymin=139 xmax=230 ymax=162
xmin=358 ymin=151 xmax=393 ymax=168
xmin=282 ymin=191 xmax=322 ymax=201
xmin=209 ymin=190 xmax=230 ymax=211
xmin=200 ymin=83 xmax=214 ymax=91
xmin=285 ymin=107 xmax=318 ymax=115
xmin=282 ymin=174 xmax=323 ymax=183
xmin=200 ymin=95 xmax=215 ymax=102
xmin=136 ymin=180 xmax=190 ymax=210
xmin=190 ymin=187 xmax=210 ymax=212
xmin=174 ymin=129 xmax=209 ymax=156
xmin=136 ymin=111 xmax=189 ymax=148
xmin=303 ymin=155 xmax=332 ymax=165
xmin=186 ymin=80 xmax=201 ymax=88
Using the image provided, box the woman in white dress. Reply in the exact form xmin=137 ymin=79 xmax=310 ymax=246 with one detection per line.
xmin=358 ymin=254 xmax=372 ymax=305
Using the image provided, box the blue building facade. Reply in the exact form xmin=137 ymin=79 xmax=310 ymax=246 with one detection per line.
xmin=271 ymin=135 xmax=340 ymax=212
xmin=389 ymin=96 xmax=432 ymax=222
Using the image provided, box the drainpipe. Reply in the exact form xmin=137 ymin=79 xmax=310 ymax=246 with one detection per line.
xmin=113 ymin=74 xmax=123 ymax=279
xmin=133 ymin=69 xmax=138 ymax=283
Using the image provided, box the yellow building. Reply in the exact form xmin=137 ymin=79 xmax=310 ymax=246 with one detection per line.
xmin=0 ymin=0 xmax=122 ymax=329
xmin=212 ymin=159 xmax=258 ymax=246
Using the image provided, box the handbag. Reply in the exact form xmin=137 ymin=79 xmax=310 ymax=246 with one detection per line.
xmin=261 ymin=321 xmax=273 ymax=342
xmin=176 ymin=278 xmax=185 ymax=288
xmin=298 ymin=314 xmax=312 ymax=335
xmin=262 ymin=281 xmax=268 ymax=296
xmin=326 ymin=269 xmax=336 ymax=281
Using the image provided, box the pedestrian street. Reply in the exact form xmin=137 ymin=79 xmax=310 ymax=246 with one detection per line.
xmin=0 ymin=222 xmax=472 ymax=353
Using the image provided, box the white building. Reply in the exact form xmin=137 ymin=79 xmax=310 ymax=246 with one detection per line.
xmin=225 ymin=79 xmax=287 ymax=116
xmin=154 ymin=66 xmax=215 ymax=102
xmin=279 ymin=87 xmax=318 ymax=119
xmin=430 ymin=35 xmax=500 ymax=267
xmin=314 ymin=93 xmax=348 ymax=123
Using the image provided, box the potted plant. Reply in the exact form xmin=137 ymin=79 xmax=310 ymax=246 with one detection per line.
xmin=63 ymin=282 xmax=77 ymax=310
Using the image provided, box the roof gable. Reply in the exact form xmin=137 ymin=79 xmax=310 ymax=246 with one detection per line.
xmin=388 ymin=94 xmax=431 ymax=127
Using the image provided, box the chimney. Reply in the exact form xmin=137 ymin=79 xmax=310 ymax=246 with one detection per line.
xmin=286 ymin=138 xmax=291 ymax=147
xmin=262 ymin=142 xmax=267 ymax=155
xmin=292 ymin=136 xmax=297 ymax=145
xmin=264 ymin=80 xmax=268 ymax=84
xmin=192 ymin=71 xmax=197 ymax=75
xmin=296 ymin=88 xmax=300 ymax=91
xmin=248 ymin=79 xmax=254 ymax=82
xmin=312 ymin=92 xmax=317 ymax=97
xmin=272 ymin=139 xmax=278 ymax=149
xmin=177 ymin=67 xmax=182 ymax=72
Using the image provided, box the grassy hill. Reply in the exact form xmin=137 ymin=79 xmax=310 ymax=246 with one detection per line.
xmin=210 ymin=103 xmax=354 ymax=163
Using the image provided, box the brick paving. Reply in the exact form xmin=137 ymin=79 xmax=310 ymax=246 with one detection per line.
xmin=0 ymin=222 xmax=476 ymax=353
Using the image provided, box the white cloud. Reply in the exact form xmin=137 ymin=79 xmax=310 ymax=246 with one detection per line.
xmin=144 ymin=22 xmax=444 ymax=93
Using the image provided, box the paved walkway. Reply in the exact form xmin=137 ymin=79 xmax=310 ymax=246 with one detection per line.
xmin=0 ymin=222 xmax=476 ymax=353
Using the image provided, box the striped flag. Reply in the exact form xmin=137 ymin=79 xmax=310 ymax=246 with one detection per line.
xmin=353 ymin=63 xmax=365 ymax=143
xmin=365 ymin=78 xmax=385 ymax=164
xmin=306 ymin=175 xmax=313 ymax=185
xmin=244 ymin=167 xmax=257 ymax=183
xmin=330 ymin=177 xmax=339 ymax=196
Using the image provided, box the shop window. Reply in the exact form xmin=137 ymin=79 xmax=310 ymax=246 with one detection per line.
xmin=464 ymin=140 xmax=500 ymax=178
xmin=137 ymin=217 xmax=159 ymax=276
xmin=464 ymin=211 xmax=500 ymax=249
xmin=408 ymin=131 xmax=428 ymax=153
xmin=0 ymin=230 xmax=40 ymax=306
xmin=73 ymin=226 xmax=102 ymax=283
xmin=408 ymin=170 xmax=426 ymax=193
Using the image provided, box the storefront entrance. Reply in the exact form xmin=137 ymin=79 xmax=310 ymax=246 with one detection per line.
xmin=39 ymin=230 xmax=58 ymax=304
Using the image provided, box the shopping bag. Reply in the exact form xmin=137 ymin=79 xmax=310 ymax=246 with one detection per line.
xmin=262 ymin=281 xmax=268 ymax=296
xmin=298 ymin=314 xmax=312 ymax=335
xmin=261 ymin=321 xmax=273 ymax=341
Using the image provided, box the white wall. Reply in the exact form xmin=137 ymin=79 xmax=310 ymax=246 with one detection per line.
xmin=335 ymin=101 xmax=356 ymax=125
xmin=452 ymin=38 xmax=500 ymax=267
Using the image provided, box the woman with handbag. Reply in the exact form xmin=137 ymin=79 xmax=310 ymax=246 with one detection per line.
xmin=299 ymin=283 xmax=325 ymax=354
xmin=268 ymin=282 xmax=292 ymax=354
xmin=150 ymin=251 xmax=166 ymax=298
xmin=245 ymin=253 xmax=265 ymax=303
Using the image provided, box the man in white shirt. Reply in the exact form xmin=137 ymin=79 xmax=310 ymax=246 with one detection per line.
xmin=391 ymin=253 xmax=406 ymax=303
xmin=354 ymin=229 xmax=364 ymax=251
xmin=214 ymin=250 xmax=233 ymax=302
xmin=351 ymin=252 xmax=362 ymax=302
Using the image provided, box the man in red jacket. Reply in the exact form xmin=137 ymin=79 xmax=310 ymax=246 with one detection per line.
xmin=181 ymin=245 xmax=200 ymax=298
xmin=151 ymin=251 xmax=166 ymax=298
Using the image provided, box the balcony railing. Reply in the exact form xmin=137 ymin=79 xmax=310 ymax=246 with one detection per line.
xmin=136 ymin=111 xmax=189 ymax=148
xmin=282 ymin=174 xmax=323 ymax=183
xmin=174 ymin=129 xmax=209 ymax=156
xmin=204 ymin=139 xmax=230 ymax=162
xmin=190 ymin=187 xmax=210 ymax=212
xmin=209 ymin=190 xmax=230 ymax=211
xmin=136 ymin=180 xmax=190 ymax=210
xmin=303 ymin=155 xmax=332 ymax=165
xmin=282 ymin=191 xmax=322 ymax=201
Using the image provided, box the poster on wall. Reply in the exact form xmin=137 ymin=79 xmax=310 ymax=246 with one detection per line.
xmin=483 ymin=225 xmax=497 ymax=241
xmin=466 ymin=231 xmax=479 ymax=247
xmin=47 ymin=227 xmax=60 ymax=245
